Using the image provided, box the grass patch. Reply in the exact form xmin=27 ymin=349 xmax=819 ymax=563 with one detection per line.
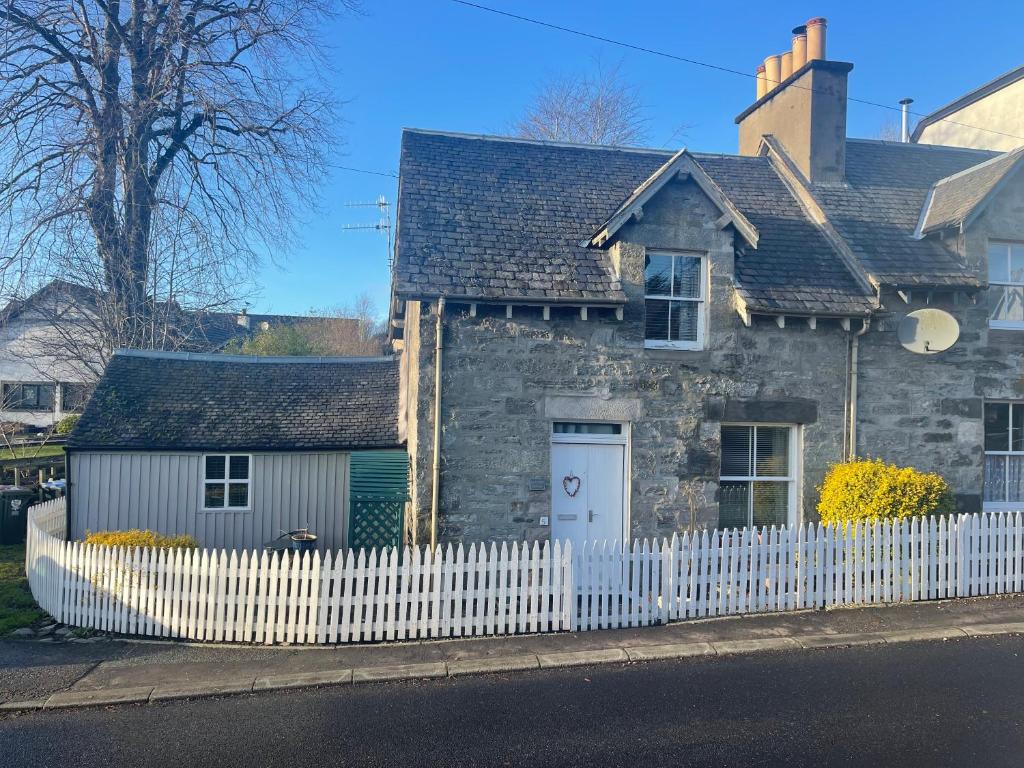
xmin=0 ymin=444 xmax=65 ymax=460
xmin=0 ymin=544 xmax=44 ymax=635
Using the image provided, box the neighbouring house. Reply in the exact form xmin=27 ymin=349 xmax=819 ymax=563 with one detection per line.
xmin=391 ymin=18 xmax=1024 ymax=551
xmin=912 ymin=64 xmax=1024 ymax=151
xmin=65 ymin=351 xmax=406 ymax=551
xmin=0 ymin=280 xmax=327 ymax=429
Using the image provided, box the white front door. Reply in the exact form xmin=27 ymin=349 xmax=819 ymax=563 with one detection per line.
xmin=551 ymin=438 xmax=626 ymax=548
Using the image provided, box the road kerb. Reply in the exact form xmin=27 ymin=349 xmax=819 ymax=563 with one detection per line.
xmin=712 ymin=637 xmax=801 ymax=655
xmin=624 ymin=642 xmax=716 ymax=662
xmin=150 ymin=680 xmax=255 ymax=702
xmin=44 ymin=686 xmax=154 ymax=709
xmin=352 ymin=662 xmax=448 ymax=684
xmin=254 ymin=669 xmax=354 ymax=691
xmin=958 ymin=622 xmax=1024 ymax=637
xmin=536 ymin=648 xmax=629 ymax=669
xmin=878 ymin=627 xmax=967 ymax=644
xmin=447 ymin=655 xmax=540 ymax=676
xmin=0 ymin=700 xmax=45 ymax=711
xmin=797 ymin=633 xmax=888 ymax=649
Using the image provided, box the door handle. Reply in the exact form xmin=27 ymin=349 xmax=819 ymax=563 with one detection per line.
xmin=588 ymin=510 xmax=597 ymax=522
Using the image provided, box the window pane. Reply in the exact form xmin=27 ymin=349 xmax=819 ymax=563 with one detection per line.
xmin=992 ymin=286 xmax=1024 ymax=324
xmin=204 ymin=483 xmax=225 ymax=508
xmin=721 ymin=426 xmax=753 ymax=476
xmin=985 ymin=403 xmax=1010 ymax=451
xmin=1011 ymin=245 xmax=1024 ymax=282
xmin=1013 ymin=405 xmax=1024 ymax=453
xmin=23 ymin=386 xmax=38 ymax=407
xmin=1010 ymin=456 xmax=1024 ymax=503
xmin=672 ymin=300 xmax=699 ymax=342
xmin=752 ymin=481 xmax=789 ymax=527
xmin=228 ymin=483 xmax=249 ymax=508
xmin=61 ymin=383 xmax=92 ymax=412
xmin=229 ymin=455 xmax=249 ymax=480
xmin=719 ymin=481 xmax=749 ymax=529
xmin=38 ymin=384 xmax=54 ymax=410
xmin=984 ymin=455 xmax=1006 ymax=502
xmin=672 ymin=256 xmax=701 ymax=298
xmin=755 ymin=427 xmax=789 ymax=477
xmin=989 ymin=243 xmax=1009 ymax=283
xmin=644 ymin=299 xmax=670 ymax=341
xmin=644 ymin=253 xmax=673 ymax=296
xmin=553 ymin=422 xmax=621 ymax=435
xmin=205 ymin=455 xmax=226 ymax=480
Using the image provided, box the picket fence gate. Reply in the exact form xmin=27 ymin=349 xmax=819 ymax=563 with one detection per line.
xmin=25 ymin=499 xmax=1024 ymax=645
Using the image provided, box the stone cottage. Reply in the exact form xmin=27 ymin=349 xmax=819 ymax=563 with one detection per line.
xmin=392 ymin=20 xmax=1024 ymax=550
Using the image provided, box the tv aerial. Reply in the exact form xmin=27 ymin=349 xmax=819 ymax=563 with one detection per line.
xmin=897 ymin=308 xmax=960 ymax=354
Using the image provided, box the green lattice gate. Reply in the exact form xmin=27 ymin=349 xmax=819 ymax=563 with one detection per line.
xmin=348 ymin=450 xmax=410 ymax=551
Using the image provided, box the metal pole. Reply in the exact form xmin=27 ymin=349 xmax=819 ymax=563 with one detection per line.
xmin=899 ymin=98 xmax=914 ymax=143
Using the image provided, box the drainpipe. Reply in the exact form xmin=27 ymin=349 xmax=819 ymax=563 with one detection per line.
xmin=429 ymin=297 xmax=445 ymax=551
xmin=847 ymin=318 xmax=871 ymax=460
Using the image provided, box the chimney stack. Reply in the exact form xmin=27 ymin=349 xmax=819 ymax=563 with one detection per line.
xmin=791 ymin=25 xmax=807 ymax=70
xmin=780 ymin=51 xmax=793 ymax=81
xmin=737 ymin=16 xmax=851 ymax=183
xmin=806 ymin=17 xmax=827 ymax=61
xmin=899 ymin=98 xmax=914 ymax=143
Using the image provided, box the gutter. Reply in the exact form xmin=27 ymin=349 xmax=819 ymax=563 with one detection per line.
xmin=430 ymin=297 xmax=445 ymax=551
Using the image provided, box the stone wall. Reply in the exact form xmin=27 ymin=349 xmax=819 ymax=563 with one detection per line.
xmin=403 ymin=177 xmax=850 ymax=544
xmin=856 ymin=171 xmax=1024 ymax=511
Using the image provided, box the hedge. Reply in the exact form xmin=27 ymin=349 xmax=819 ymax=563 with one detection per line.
xmin=817 ymin=458 xmax=956 ymax=525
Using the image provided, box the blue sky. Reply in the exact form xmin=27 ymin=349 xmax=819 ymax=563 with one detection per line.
xmin=251 ymin=0 xmax=1024 ymax=316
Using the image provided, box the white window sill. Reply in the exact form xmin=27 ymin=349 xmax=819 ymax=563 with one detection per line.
xmin=644 ymin=341 xmax=703 ymax=351
xmin=199 ymin=507 xmax=253 ymax=513
xmin=989 ymin=322 xmax=1024 ymax=331
xmin=982 ymin=502 xmax=1024 ymax=512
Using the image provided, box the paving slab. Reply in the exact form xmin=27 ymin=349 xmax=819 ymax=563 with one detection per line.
xmin=879 ymin=627 xmax=967 ymax=644
xmin=959 ymin=621 xmax=1024 ymax=637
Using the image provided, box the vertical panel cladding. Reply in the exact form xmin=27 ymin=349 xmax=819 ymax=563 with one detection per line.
xmin=68 ymin=451 xmax=349 ymax=551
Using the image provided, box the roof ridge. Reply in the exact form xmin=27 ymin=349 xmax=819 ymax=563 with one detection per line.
xmin=113 ymin=349 xmax=395 ymax=365
xmin=931 ymin=145 xmax=1024 ymax=188
xmin=403 ymin=127 xmax=675 ymax=156
xmin=911 ymin=64 xmax=1024 ymax=140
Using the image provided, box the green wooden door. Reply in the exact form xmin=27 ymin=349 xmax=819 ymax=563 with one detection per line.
xmin=348 ymin=450 xmax=409 ymax=551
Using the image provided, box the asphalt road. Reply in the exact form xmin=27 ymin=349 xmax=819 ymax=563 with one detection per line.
xmin=2 ymin=635 xmax=1023 ymax=767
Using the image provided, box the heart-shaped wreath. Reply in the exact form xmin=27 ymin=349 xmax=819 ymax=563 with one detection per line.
xmin=562 ymin=473 xmax=581 ymax=498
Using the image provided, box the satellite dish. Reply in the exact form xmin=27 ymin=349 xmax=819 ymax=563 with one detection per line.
xmin=897 ymin=308 xmax=959 ymax=354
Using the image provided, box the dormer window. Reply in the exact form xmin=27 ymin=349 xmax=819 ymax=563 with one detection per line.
xmin=644 ymin=251 xmax=707 ymax=350
xmin=988 ymin=241 xmax=1024 ymax=329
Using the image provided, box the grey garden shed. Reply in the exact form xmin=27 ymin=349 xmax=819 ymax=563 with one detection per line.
xmin=65 ymin=350 xmax=407 ymax=552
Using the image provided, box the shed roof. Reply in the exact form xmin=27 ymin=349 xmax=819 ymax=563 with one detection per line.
xmin=68 ymin=351 xmax=401 ymax=453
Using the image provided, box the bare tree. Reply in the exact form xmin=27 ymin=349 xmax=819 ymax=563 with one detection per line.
xmin=0 ymin=0 xmax=357 ymax=367
xmin=308 ymin=293 xmax=387 ymax=356
xmin=876 ymin=119 xmax=902 ymax=142
xmin=514 ymin=58 xmax=648 ymax=146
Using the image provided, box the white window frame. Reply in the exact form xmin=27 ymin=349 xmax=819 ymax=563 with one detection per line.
xmin=200 ymin=453 xmax=253 ymax=512
xmin=988 ymin=240 xmax=1024 ymax=330
xmin=643 ymin=250 xmax=708 ymax=351
xmin=718 ymin=423 xmax=800 ymax=529
xmin=983 ymin=401 xmax=1024 ymax=511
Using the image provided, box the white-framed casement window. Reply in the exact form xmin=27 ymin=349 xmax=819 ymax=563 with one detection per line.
xmin=202 ymin=454 xmax=252 ymax=510
xmin=983 ymin=402 xmax=1024 ymax=509
xmin=719 ymin=424 xmax=799 ymax=529
xmin=988 ymin=241 xmax=1024 ymax=329
xmin=644 ymin=251 xmax=707 ymax=350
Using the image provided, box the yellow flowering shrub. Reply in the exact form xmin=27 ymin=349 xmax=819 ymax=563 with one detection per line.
xmin=817 ymin=458 xmax=955 ymax=525
xmin=84 ymin=529 xmax=198 ymax=549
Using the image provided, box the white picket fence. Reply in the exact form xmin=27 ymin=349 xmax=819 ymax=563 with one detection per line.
xmin=24 ymin=499 xmax=1024 ymax=644
xmin=25 ymin=500 xmax=572 ymax=644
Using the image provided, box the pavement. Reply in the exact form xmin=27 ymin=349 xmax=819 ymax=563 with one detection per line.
xmin=2 ymin=594 xmax=1024 ymax=712
xmin=3 ymin=633 xmax=1024 ymax=767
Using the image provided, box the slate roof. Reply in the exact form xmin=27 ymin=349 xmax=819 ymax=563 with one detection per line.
xmin=918 ymin=146 xmax=1024 ymax=235
xmin=67 ymin=351 xmax=401 ymax=452
xmin=810 ymin=140 xmax=996 ymax=287
xmin=396 ymin=129 xmax=1007 ymax=315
